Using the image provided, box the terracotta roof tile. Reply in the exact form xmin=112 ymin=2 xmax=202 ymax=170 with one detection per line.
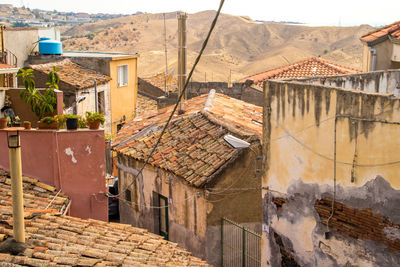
xmin=29 ymin=58 xmax=111 ymax=90
xmin=241 ymin=57 xmax=361 ymax=87
xmin=0 ymin=64 xmax=13 ymax=69
xmin=136 ymin=94 xmax=158 ymax=117
xmin=113 ymin=92 xmax=262 ymax=188
xmin=361 ymin=21 xmax=400 ymax=43
xmin=143 ymin=72 xmax=178 ymax=93
xmin=0 ymin=169 xmax=209 ymax=266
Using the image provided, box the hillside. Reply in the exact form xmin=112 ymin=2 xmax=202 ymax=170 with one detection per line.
xmin=61 ymin=11 xmax=374 ymax=82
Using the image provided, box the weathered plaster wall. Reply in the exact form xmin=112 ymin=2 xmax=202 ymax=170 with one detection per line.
xmin=117 ymin=154 xmax=208 ymax=260
xmin=291 ymin=70 xmax=400 ymax=96
xmin=117 ymin=143 xmax=262 ymax=266
xmin=4 ymin=29 xmax=38 ymax=68
xmin=76 ymin=83 xmax=111 ymax=134
xmin=262 ymin=80 xmax=400 ymax=266
xmin=0 ymin=129 xmax=107 ymax=221
xmin=205 ymin=144 xmax=262 ymax=266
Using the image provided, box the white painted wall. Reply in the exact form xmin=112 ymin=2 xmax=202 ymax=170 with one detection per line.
xmin=76 ymin=82 xmax=111 ymax=134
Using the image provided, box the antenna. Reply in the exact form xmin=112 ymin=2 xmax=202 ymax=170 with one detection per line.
xmin=163 ymin=13 xmax=168 ymax=95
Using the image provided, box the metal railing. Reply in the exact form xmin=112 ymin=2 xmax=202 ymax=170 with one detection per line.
xmin=0 ymin=49 xmax=18 ymax=67
xmin=221 ymin=218 xmax=261 ymax=267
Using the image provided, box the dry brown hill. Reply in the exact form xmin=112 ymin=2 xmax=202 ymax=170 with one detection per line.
xmin=62 ymin=11 xmax=374 ymax=82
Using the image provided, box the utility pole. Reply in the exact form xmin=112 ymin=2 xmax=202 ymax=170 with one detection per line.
xmin=8 ymin=132 xmax=25 ymax=243
xmin=177 ymin=12 xmax=187 ymax=111
xmin=163 ymin=13 xmax=168 ymax=95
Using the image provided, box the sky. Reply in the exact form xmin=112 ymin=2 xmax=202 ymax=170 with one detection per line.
xmin=2 ymin=0 xmax=399 ymax=27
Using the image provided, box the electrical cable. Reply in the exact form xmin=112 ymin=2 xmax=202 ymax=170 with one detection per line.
xmin=112 ymin=0 xmax=225 ymax=200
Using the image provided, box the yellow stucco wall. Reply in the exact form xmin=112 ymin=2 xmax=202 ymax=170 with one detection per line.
xmin=264 ymin=81 xmax=400 ymax=192
xmin=109 ymin=56 xmax=138 ymax=135
xmin=262 ymin=80 xmax=400 ymax=266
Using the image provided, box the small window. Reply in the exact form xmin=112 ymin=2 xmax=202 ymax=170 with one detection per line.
xmin=117 ymin=65 xmax=128 ymax=87
xmin=97 ymin=91 xmax=105 ymax=114
xmin=125 ymin=188 xmax=131 ymax=202
xmin=117 ymin=123 xmax=125 ymax=133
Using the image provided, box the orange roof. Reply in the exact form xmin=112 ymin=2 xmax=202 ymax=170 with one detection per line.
xmin=113 ymin=92 xmax=262 ymax=188
xmin=143 ymin=72 xmax=178 ymax=93
xmin=0 ymin=169 xmax=209 ymax=266
xmin=29 ymin=59 xmax=111 ymax=90
xmin=361 ymin=21 xmax=400 ymax=44
xmin=0 ymin=64 xmax=13 ymax=69
xmin=241 ymin=57 xmax=361 ymax=87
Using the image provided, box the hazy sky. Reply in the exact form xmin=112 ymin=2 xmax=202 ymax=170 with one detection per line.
xmin=2 ymin=0 xmax=399 ymax=26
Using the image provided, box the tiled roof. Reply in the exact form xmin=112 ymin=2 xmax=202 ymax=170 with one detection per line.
xmin=0 ymin=64 xmax=13 ymax=69
xmin=29 ymin=58 xmax=111 ymax=90
xmin=0 ymin=170 xmax=209 ymax=266
xmin=361 ymin=21 xmax=400 ymax=44
xmin=143 ymin=72 xmax=178 ymax=93
xmin=136 ymin=94 xmax=158 ymax=118
xmin=114 ymin=92 xmax=262 ymax=188
xmin=241 ymin=57 xmax=361 ymax=87
xmin=0 ymin=169 xmax=70 ymax=226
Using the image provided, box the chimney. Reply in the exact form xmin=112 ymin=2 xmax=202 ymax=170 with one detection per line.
xmin=177 ymin=12 xmax=187 ymax=111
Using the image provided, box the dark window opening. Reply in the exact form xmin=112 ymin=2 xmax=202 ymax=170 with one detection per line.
xmin=125 ymin=188 xmax=131 ymax=202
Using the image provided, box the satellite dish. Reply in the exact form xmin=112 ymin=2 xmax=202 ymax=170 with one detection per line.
xmin=224 ymin=134 xmax=250 ymax=149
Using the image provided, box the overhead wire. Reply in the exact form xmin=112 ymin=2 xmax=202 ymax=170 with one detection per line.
xmin=109 ymin=0 xmax=225 ymax=205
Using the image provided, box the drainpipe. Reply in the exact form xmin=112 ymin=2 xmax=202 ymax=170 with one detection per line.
xmin=368 ymin=47 xmax=377 ymax=71
xmin=8 ymin=132 xmax=25 ymax=243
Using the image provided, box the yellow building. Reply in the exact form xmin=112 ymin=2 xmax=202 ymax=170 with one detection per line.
xmin=63 ymin=51 xmax=139 ymax=135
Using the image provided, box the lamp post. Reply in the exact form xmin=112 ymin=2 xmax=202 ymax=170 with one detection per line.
xmin=223 ymin=134 xmax=264 ymax=174
xmin=7 ymin=131 xmax=25 ymax=243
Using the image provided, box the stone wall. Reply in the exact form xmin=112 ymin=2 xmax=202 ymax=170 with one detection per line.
xmin=262 ymin=80 xmax=400 ymax=266
xmin=138 ymin=80 xmax=263 ymax=108
xmin=290 ymin=70 xmax=400 ymax=96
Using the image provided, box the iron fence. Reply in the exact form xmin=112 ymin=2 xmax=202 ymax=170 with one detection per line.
xmin=221 ymin=218 xmax=261 ymax=267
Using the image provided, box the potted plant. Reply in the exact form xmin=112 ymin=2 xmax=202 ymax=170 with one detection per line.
xmin=38 ymin=116 xmax=58 ymax=130
xmin=0 ymin=116 xmax=7 ymax=129
xmin=65 ymin=114 xmax=78 ymax=130
xmin=86 ymin=111 xmax=105 ymax=130
xmin=54 ymin=114 xmax=66 ymax=129
xmin=23 ymin=121 xmax=31 ymax=130
xmin=13 ymin=116 xmax=21 ymax=127
xmin=17 ymin=67 xmax=59 ymax=121
xmin=78 ymin=115 xmax=87 ymax=129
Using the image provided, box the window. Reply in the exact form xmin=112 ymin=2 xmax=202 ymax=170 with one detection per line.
xmin=117 ymin=65 xmax=128 ymax=87
xmin=153 ymin=192 xmax=169 ymax=240
xmin=97 ymin=91 xmax=105 ymax=114
xmin=125 ymin=188 xmax=131 ymax=202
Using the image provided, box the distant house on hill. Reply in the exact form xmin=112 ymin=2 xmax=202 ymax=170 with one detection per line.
xmin=113 ymin=91 xmax=263 ymax=266
xmin=360 ymin=21 xmax=400 ymax=72
xmin=241 ymin=57 xmax=361 ymax=87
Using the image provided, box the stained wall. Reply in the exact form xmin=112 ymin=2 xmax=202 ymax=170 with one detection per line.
xmin=262 ymin=80 xmax=400 ymax=266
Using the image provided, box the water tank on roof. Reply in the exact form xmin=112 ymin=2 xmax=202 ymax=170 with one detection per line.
xmin=39 ymin=38 xmax=63 ymax=55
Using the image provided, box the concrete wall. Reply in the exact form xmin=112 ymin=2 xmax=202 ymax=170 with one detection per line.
xmin=4 ymin=29 xmax=38 ymax=68
xmin=117 ymin=141 xmax=262 ymax=266
xmin=75 ymin=83 xmax=111 ymax=134
xmin=4 ymin=27 xmax=60 ymax=68
xmin=362 ymin=40 xmax=400 ymax=72
xmin=292 ymin=70 xmax=400 ymax=96
xmin=0 ymin=129 xmax=107 ymax=221
xmin=262 ymin=80 xmax=400 ymax=266
xmin=117 ymin=155 xmax=208 ymax=260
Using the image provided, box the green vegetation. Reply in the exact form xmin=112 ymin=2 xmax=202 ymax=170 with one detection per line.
xmin=85 ymin=112 xmax=105 ymax=125
xmin=17 ymin=67 xmax=59 ymax=119
xmin=40 ymin=116 xmax=56 ymax=124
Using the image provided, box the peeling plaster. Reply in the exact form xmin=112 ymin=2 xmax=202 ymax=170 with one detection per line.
xmin=383 ymin=227 xmax=400 ymax=241
xmin=64 ymin=148 xmax=77 ymax=164
xmin=85 ymin=146 xmax=92 ymax=154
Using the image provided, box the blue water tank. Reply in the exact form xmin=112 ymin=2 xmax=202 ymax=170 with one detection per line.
xmin=39 ymin=38 xmax=63 ymax=55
